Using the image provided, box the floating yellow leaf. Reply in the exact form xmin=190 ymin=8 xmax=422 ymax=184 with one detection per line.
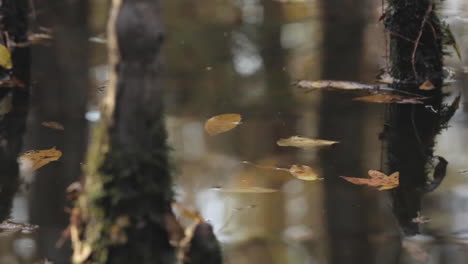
xmin=0 ymin=44 xmax=12 ymax=70
xmin=19 ymin=147 xmax=62 ymax=171
xmin=204 ymin=113 xmax=242 ymax=136
xmin=212 ymin=186 xmax=278 ymax=193
xmin=42 ymin=121 xmax=65 ymax=130
xmin=277 ymin=136 xmax=338 ymax=148
xmin=172 ymin=203 xmax=205 ymax=223
xmin=353 ymin=94 xmax=424 ymax=104
xmin=340 ymin=170 xmax=399 ymax=190
xmin=0 ymin=93 xmax=12 ymax=115
xmin=419 ymin=80 xmax=435 ymax=91
xmin=289 ymin=164 xmax=322 ymax=181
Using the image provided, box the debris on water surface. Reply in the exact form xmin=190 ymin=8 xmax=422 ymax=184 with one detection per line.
xmin=353 ymin=94 xmax=425 ymax=104
xmin=42 ymin=121 xmax=65 ymax=130
xmin=341 ymin=170 xmax=399 ymax=190
xmin=204 ymin=113 xmax=242 ymax=136
xmin=277 ymin=136 xmax=338 ymax=148
xmin=19 ymin=147 xmax=62 ymax=171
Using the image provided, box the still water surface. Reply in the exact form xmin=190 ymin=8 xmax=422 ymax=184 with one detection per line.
xmin=1 ymin=0 xmax=468 ymax=263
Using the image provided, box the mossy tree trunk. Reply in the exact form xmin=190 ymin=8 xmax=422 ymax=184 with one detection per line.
xmin=74 ymin=0 xmax=179 ymax=263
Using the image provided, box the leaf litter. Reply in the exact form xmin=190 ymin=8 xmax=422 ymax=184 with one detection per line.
xmin=277 ymin=136 xmax=338 ymax=148
xmin=204 ymin=113 xmax=242 ymax=136
xmin=19 ymin=147 xmax=62 ymax=171
xmin=341 ymin=170 xmax=399 ymax=190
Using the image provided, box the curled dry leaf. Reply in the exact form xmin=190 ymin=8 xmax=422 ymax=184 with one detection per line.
xmin=353 ymin=94 xmax=424 ymax=104
xmin=295 ymin=80 xmax=374 ymax=91
xmin=340 ymin=170 xmax=399 ymax=190
xmin=42 ymin=121 xmax=65 ymax=130
xmin=19 ymin=147 xmax=62 ymax=171
xmin=212 ymin=186 xmax=278 ymax=193
xmin=277 ymin=136 xmax=338 ymax=148
xmin=289 ymin=165 xmax=322 ymax=181
xmin=204 ymin=113 xmax=242 ymax=136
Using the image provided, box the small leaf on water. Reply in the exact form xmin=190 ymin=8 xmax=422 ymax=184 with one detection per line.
xmin=340 ymin=170 xmax=399 ymax=190
xmin=212 ymin=186 xmax=278 ymax=193
xmin=419 ymin=80 xmax=435 ymax=90
xmin=0 ymin=93 xmax=12 ymax=115
xmin=42 ymin=121 xmax=65 ymax=130
xmin=289 ymin=164 xmax=322 ymax=181
xmin=19 ymin=147 xmax=62 ymax=171
xmin=0 ymin=44 xmax=12 ymax=70
xmin=295 ymin=80 xmax=375 ymax=91
xmin=277 ymin=136 xmax=338 ymax=148
xmin=0 ymin=220 xmax=38 ymax=233
xmin=353 ymin=94 xmax=424 ymax=104
xmin=204 ymin=113 xmax=242 ymax=136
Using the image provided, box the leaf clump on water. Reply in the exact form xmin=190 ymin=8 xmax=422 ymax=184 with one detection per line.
xmin=340 ymin=170 xmax=399 ymax=190
xmin=19 ymin=147 xmax=62 ymax=171
xmin=204 ymin=113 xmax=242 ymax=136
xmin=277 ymin=136 xmax=338 ymax=148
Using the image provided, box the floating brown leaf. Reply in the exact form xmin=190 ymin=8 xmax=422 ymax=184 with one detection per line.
xmin=277 ymin=136 xmax=338 ymax=148
xmin=42 ymin=121 xmax=65 ymax=130
xmin=340 ymin=170 xmax=399 ymax=190
xmin=212 ymin=186 xmax=278 ymax=193
xmin=204 ymin=113 xmax=242 ymax=136
xmin=172 ymin=203 xmax=204 ymax=223
xmin=19 ymin=147 xmax=62 ymax=171
xmin=296 ymin=80 xmax=375 ymax=91
xmin=0 ymin=220 xmax=38 ymax=233
xmin=353 ymin=94 xmax=424 ymax=104
xmin=419 ymin=80 xmax=435 ymax=90
xmin=289 ymin=165 xmax=322 ymax=181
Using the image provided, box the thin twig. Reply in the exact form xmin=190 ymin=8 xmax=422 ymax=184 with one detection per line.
xmin=412 ymin=4 xmax=433 ymax=79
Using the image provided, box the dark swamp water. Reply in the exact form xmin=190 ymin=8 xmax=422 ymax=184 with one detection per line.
xmin=1 ymin=0 xmax=468 ymax=263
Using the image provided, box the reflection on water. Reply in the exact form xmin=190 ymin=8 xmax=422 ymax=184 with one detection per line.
xmin=1 ymin=0 xmax=467 ymax=263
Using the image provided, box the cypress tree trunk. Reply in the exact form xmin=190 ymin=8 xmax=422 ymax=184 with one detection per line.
xmin=73 ymin=0 xmax=180 ymax=263
xmin=0 ymin=0 xmax=29 ymax=222
xmin=383 ymin=0 xmax=453 ymax=235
